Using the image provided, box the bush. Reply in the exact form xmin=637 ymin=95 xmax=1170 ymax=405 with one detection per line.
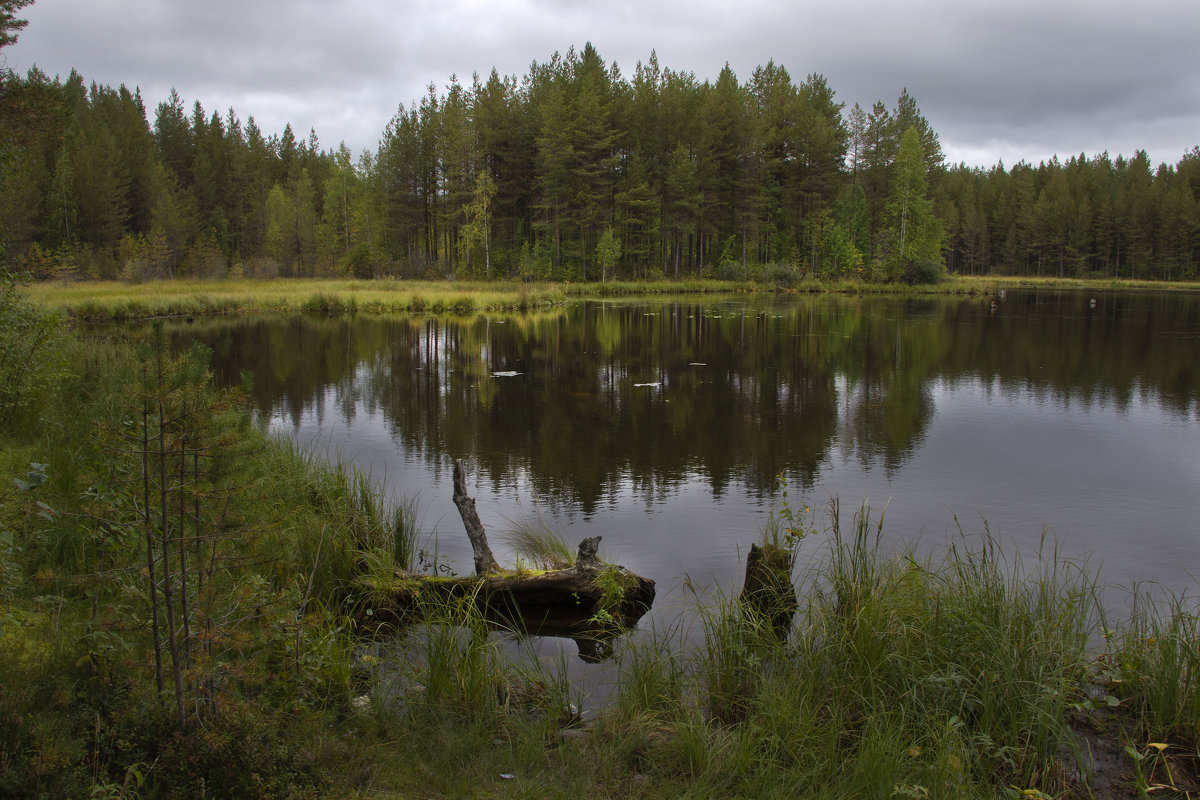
xmin=0 ymin=278 xmax=64 ymax=431
xmin=902 ymin=258 xmax=947 ymax=285
xmin=763 ymin=261 xmax=801 ymax=289
xmin=339 ymin=242 xmax=373 ymax=279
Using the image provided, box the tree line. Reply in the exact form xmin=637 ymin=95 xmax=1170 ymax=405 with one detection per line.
xmin=1 ymin=38 xmax=1197 ymax=283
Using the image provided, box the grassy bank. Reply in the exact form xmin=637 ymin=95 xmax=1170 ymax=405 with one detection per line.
xmin=2 ymin=283 xmax=1199 ymax=797
xmin=26 ymin=274 xmax=1200 ymax=321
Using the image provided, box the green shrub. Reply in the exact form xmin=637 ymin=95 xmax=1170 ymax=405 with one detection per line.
xmin=0 ymin=279 xmax=65 ymax=431
xmin=902 ymin=258 xmax=947 ymax=285
xmin=763 ymin=261 xmax=802 ymax=289
xmin=339 ymin=242 xmax=374 ymax=279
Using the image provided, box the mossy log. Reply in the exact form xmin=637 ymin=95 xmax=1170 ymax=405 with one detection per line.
xmin=357 ymin=462 xmax=655 ymax=655
xmin=385 ymin=541 xmax=655 ymax=633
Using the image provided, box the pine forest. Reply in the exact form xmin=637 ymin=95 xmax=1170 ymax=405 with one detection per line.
xmin=2 ymin=42 xmax=1199 ymax=285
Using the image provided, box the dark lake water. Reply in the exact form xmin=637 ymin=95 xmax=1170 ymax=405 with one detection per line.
xmin=169 ymin=290 xmax=1200 ymax=660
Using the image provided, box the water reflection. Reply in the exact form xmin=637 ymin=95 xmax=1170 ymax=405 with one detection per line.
xmin=168 ymin=291 xmax=1200 ymax=606
xmin=181 ymin=293 xmax=1198 ymax=500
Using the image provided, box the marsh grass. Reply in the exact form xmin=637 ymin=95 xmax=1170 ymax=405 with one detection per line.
xmin=27 ymin=278 xmax=575 ymax=319
xmin=582 ymin=501 xmax=1104 ymax=797
xmin=501 ymin=517 xmax=575 ymax=570
xmin=1107 ymin=591 xmax=1200 ymax=748
xmin=363 ymin=582 xmax=576 ymax=730
xmin=30 ymin=274 xmax=1190 ymax=323
xmin=405 ymin=587 xmax=508 ymax=714
xmin=338 ymin=499 xmax=1114 ymax=798
xmin=258 ymin=438 xmax=419 ymax=610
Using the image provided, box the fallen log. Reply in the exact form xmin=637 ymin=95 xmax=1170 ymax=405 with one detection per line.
xmin=355 ymin=461 xmax=655 ymax=659
xmin=386 ymin=536 xmax=654 ymax=631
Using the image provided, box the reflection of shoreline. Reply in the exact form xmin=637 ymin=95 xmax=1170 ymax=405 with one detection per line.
xmin=172 ymin=294 xmax=1200 ymax=600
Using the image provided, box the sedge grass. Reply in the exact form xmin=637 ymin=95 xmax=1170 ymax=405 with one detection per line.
xmin=1107 ymin=590 xmax=1200 ymax=748
xmin=501 ymin=517 xmax=576 ymax=570
xmin=26 ymin=278 xmax=578 ymax=319
xmin=250 ymin=437 xmax=420 ymax=609
xmin=593 ymin=501 xmax=1103 ymax=797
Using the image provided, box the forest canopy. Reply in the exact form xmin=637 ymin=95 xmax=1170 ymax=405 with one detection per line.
xmin=2 ymin=38 xmax=1197 ymax=284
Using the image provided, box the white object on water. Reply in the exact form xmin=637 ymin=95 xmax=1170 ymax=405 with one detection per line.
xmin=492 ymin=371 xmax=522 ymax=377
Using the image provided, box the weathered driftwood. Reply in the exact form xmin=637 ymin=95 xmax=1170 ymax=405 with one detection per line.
xmin=365 ymin=535 xmax=655 ymax=662
xmin=739 ymin=542 xmax=797 ymax=638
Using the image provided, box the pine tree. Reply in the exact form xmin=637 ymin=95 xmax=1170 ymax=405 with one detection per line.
xmin=0 ymin=0 xmax=33 ymax=50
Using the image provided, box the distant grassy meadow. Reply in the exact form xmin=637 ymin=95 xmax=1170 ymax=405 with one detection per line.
xmin=26 ymin=274 xmax=1200 ymax=321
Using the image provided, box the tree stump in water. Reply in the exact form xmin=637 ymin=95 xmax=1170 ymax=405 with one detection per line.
xmin=739 ymin=543 xmax=797 ymax=638
xmin=574 ymin=535 xmax=603 ymax=573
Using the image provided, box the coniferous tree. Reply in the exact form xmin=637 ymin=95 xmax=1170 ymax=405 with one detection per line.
xmin=0 ymin=0 xmax=33 ymax=51
xmin=3 ymin=33 xmax=1198 ymax=284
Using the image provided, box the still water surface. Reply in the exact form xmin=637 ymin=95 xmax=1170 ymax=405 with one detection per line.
xmin=172 ymin=291 xmax=1200 ymax=634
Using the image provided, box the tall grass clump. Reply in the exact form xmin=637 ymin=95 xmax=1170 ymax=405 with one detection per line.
xmin=612 ymin=626 xmax=686 ymax=723
xmin=502 ymin=517 xmax=575 ymax=570
xmin=365 ymin=585 xmax=571 ymax=728
xmin=1107 ymin=591 xmax=1200 ymax=748
xmin=800 ymin=506 xmax=1095 ymax=791
xmin=404 ymin=588 xmax=507 ymax=715
xmin=638 ymin=502 xmax=1101 ymax=797
xmin=259 ymin=439 xmax=418 ymax=609
xmin=300 ymin=292 xmax=356 ymax=316
xmin=693 ymin=589 xmax=786 ymax=727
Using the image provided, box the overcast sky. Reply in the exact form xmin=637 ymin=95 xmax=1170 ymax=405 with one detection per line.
xmin=6 ymin=0 xmax=1199 ymax=169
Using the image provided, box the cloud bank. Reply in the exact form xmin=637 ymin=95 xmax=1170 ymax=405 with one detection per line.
xmin=7 ymin=0 xmax=1198 ymax=167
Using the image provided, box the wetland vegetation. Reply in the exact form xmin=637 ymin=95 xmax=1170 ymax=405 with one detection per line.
xmin=3 ymin=276 xmax=1200 ymax=797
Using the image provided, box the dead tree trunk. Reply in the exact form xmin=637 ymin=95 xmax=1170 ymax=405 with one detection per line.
xmin=451 ymin=459 xmax=499 ymax=575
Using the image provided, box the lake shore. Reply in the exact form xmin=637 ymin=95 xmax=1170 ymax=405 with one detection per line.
xmin=25 ymin=274 xmax=1200 ymax=321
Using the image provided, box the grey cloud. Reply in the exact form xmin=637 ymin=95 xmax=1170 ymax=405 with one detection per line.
xmin=6 ymin=0 xmax=1198 ymax=166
